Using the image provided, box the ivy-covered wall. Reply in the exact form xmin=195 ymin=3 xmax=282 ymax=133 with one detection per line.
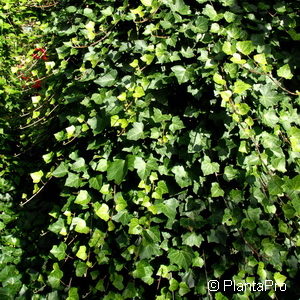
xmin=1 ymin=0 xmax=300 ymax=299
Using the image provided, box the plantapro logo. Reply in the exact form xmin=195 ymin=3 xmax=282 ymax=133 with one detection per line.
xmin=207 ymin=279 xmax=287 ymax=293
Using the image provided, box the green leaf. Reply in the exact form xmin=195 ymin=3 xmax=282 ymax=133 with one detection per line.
xmin=74 ymin=190 xmax=91 ymax=206
xmin=268 ymin=176 xmax=283 ymax=195
xmin=67 ymin=287 xmax=79 ymax=300
xmin=139 ymin=242 xmax=162 ymax=259
xmin=168 ymin=248 xmax=194 ymax=269
xmin=30 ymin=170 xmax=43 ymax=183
xmin=140 ymin=0 xmax=153 ymax=7
xmin=211 ymin=182 xmax=224 ymax=197
xmin=133 ymin=86 xmax=145 ymax=98
xmin=128 ymin=218 xmax=143 ymax=234
xmin=94 ymin=70 xmax=118 ymax=87
xmin=277 ymin=64 xmax=293 ymax=79
xmin=94 ymin=203 xmax=110 ymax=221
xmin=52 ymin=162 xmax=68 ymax=178
xmin=127 ymin=122 xmax=144 ymax=141
xmin=230 ymin=53 xmax=247 ymax=64
xmin=65 ymin=172 xmax=81 ymax=188
xmin=89 ymin=175 xmax=103 ymax=190
xmin=43 ymin=152 xmax=54 ymax=164
xmin=213 ymin=73 xmax=226 ymax=85
xmin=50 ymin=243 xmax=67 ymax=261
xmin=288 ymin=127 xmax=300 ymax=152
xmin=169 ymin=116 xmax=185 ymax=132
xmin=254 ymin=53 xmax=267 ymax=65
xmin=222 ymin=41 xmax=235 ymax=55
xmin=48 ymin=218 xmax=67 ymax=236
xmin=72 ymin=217 xmax=90 ymax=234
xmin=235 ymin=103 xmax=250 ymax=115
xmin=72 ymin=157 xmax=86 ymax=172
xmin=223 ymin=166 xmax=238 ymax=181
xmin=157 ymin=198 xmax=179 ymax=223
xmin=48 ymin=263 xmax=63 ymax=288
xmin=169 ymin=278 xmax=179 ymax=291
xmin=233 ymin=80 xmax=251 ymax=94
xmin=171 ymin=165 xmax=192 ymax=188
xmin=182 ymin=232 xmax=204 ymax=247
xmin=202 ymin=4 xmax=218 ymax=21
xmin=195 ymin=16 xmax=209 ymax=33
xmin=76 ymin=245 xmax=88 ymax=260
xmin=132 ymin=260 xmax=154 ymax=285
xmin=171 ymin=65 xmax=193 ymax=84
xmin=236 ymin=41 xmax=255 ymax=55
xmin=201 ymin=156 xmax=220 ymax=176
xmin=133 ymin=157 xmax=147 ymax=180
xmin=259 ymin=85 xmax=280 ymax=108
xmin=257 ymin=220 xmax=276 ymax=236
xmin=141 ymin=54 xmax=154 ymax=65
xmin=172 ymin=0 xmax=190 ymax=15
xmin=74 ymin=259 xmax=88 ymax=277
xmin=179 ymin=282 xmax=190 ymax=296
xmin=107 ymin=159 xmax=126 ymax=184
xmin=274 ymin=272 xmax=287 ymax=287
xmin=83 ymin=7 xmax=94 ymax=19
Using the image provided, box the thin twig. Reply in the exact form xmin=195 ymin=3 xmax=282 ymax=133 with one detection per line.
xmin=20 ymin=177 xmax=52 ymax=206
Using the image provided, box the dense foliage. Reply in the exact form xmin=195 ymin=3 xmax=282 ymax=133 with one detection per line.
xmin=1 ymin=0 xmax=300 ymax=299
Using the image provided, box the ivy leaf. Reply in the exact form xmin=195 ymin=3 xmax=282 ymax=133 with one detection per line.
xmin=277 ymin=64 xmax=293 ymax=79
xmin=133 ymin=157 xmax=147 ymax=180
xmin=30 ymin=170 xmax=43 ymax=183
xmin=169 ymin=116 xmax=185 ymax=132
xmin=128 ymin=218 xmax=143 ymax=234
xmin=107 ymin=159 xmax=127 ymax=184
xmin=168 ymin=248 xmax=194 ymax=269
xmin=89 ymin=175 xmax=103 ymax=190
xmin=274 ymin=272 xmax=287 ymax=287
xmin=67 ymin=287 xmax=80 ymax=300
xmin=48 ymin=263 xmax=63 ymax=288
xmin=236 ymin=40 xmax=255 ymax=55
xmin=139 ymin=242 xmax=162 ymax=259
xmin=288 ymin=127 xmax=300 ymax=152
xmin=65 ymin=172 xmax=81 ymax=188
xmin=213 ymin=73 xmax=226 ymax=85
xmin=254 ymin=53 xmax=267 ymax=65
xmin=182 ymin=232 xmax=204 ymax=247
xmin=140 ymin=0 xmax=153 ymax=7
xmin=259 ymin=85 xmax=280 ymax=107
xmin=171 ymin=65 xmax=193 ymax=84
xmin=76 ymin=245 xmax=88 ymax=260
xmin=211 ymin=182 xmax=224 ymax=197
xmin=133 ymin=86 xmax=145 ymax=98
xmin=74 ymin=190 xmax=91 ymax=206
xmin=94 ymin=70 xmax=118 ymax=87
xmin=201 ymin=156 xmax=220 ymax=176
xmin=171 ymin=165 xmax=192 ymax=188
xmin=127 ymin=122 xmax=144 ymax=141
xmin=72 ymin=217 xmax=90 ymax=234
xmin=94 ymin=202 xmax=110 ymax=221
xmin=48 ymin=218 xmax=67 ymax=236
xmin=222 ymin=41 xmax=235 ymax=55
xmin=52 ymin=162 xmax=68 ymax=178
xmin=157 ymin=198 xmax=179 ymax=222
xmin=202 ymin=4 xmax=218 ymax=21
xmin=195 ymin=16 xmax=208 ymax=33
xmin=233 ymin=80 xmax=251 ymax=94
xmin=172 ymin=0 xmax=190 ymax=15
xmin=132 ymin=260 xmax=154 ymax=285
xmin=50 ymin=243 xmax=67 ymax=261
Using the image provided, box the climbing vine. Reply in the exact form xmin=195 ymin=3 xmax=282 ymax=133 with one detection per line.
xmin=1 ymin=0 xmax=300 ymax=299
